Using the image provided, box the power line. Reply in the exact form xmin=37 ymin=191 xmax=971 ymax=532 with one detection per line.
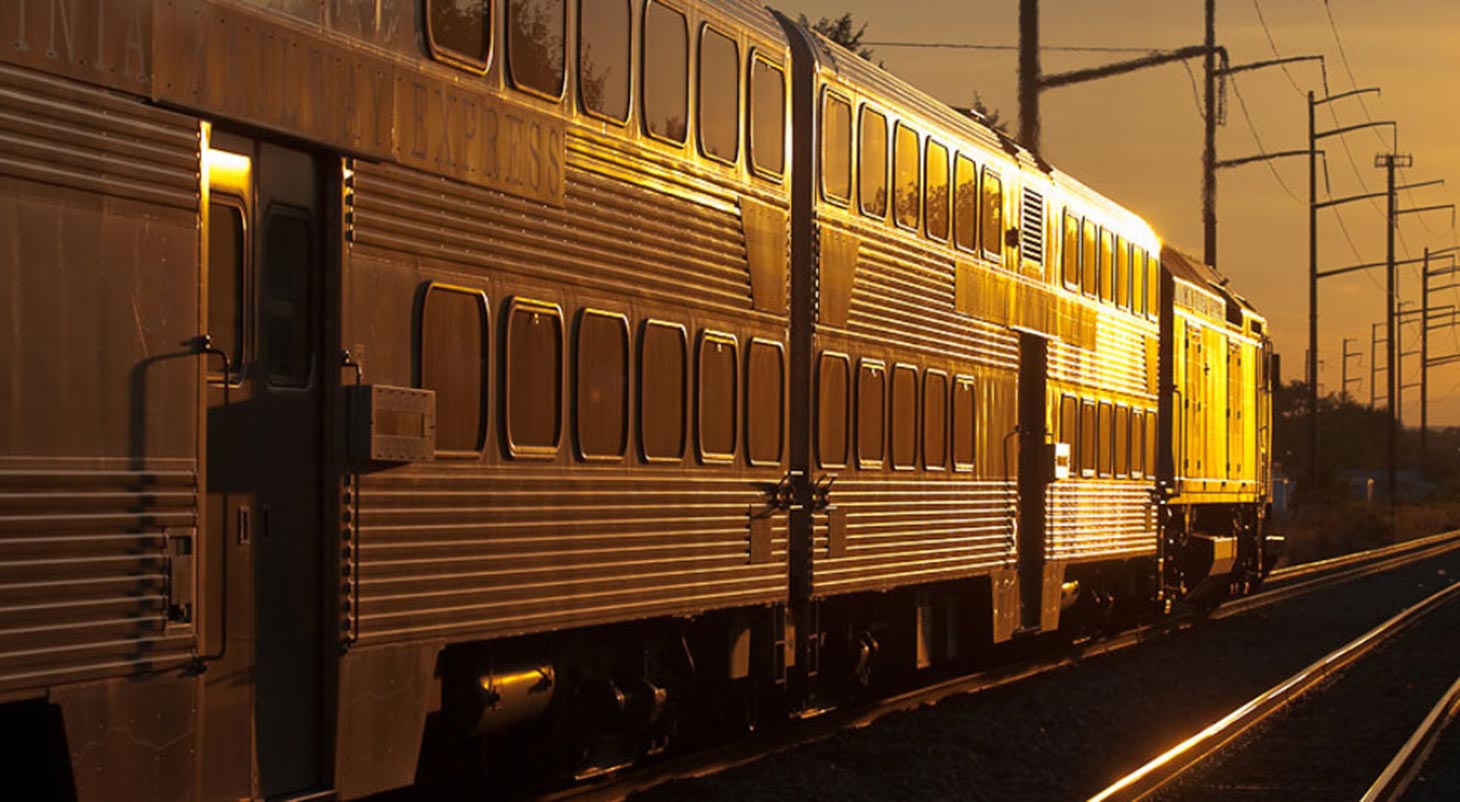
xmin=1228 ymin=75 xmax=1304 ymax=203
xmin=860 ymin=41 xmax=1157 ymax=53
xmin=1251 ymin=0 xmax=1311 ymax=95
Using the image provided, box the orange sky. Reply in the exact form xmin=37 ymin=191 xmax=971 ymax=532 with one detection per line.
xmin=781 ymin=0 xmax=1460 ymax=426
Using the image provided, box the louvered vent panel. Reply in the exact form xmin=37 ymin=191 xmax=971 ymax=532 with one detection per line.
xmin=1021 ymin=189 xmax=1045 ymax=267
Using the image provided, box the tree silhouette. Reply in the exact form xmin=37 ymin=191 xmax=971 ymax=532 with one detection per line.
xmin=797 ymin=13 xmax=876 ymax=62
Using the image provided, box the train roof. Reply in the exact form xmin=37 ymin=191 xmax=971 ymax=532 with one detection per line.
xmin=707 ymin=0 xmax=791 ymax=44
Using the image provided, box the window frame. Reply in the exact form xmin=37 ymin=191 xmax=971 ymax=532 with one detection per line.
xmin=857 ymin=104 xmax=889 ymax=220
xmin=922 ymin=369 xmax=949 ymax=471
xmin=953 ymin=152 xmax=978 ymax=254
xmin=507 ymin=0 xmax=568 ymax=101
xmin=426 ymin=0 xmax=493 ymax=75
xmin=747 ymin=50 xmax=786 ymax=181
xmin=924 ymin=138 xmax=950 ymax=243
xmin=418 ymin=282 xmax=492 ymax=458
xmin=638 ymin=318 xmax=689 ymax=463
xmin=1061 ymin=210 xmax=1080 ymax=290
xmin=819 ymin=88 xmax=853 ymax=206
xmin=889 ymin=363 xmax=920 ymax=471
xmin=207 ymin=193 xmax=250 ymax=386
xmin=577 ymin=0 xmax=632 ymax=124
xmin=503 ymin=296 xmax=566 ymax=459
xmin=1097 ymin=400 xmax=1113 ymax=478
xmin=745 ymin=337 xmax=786 ymax=467
xmin=891 ymin=121 xmax=922 ymax=232
xmin=640 ymin=0 xmax=690 ymax=146
xmin=817 ymin=351 xmax=852 ymax=469
xmin=980 ymin=166 xmax=1004 ymax=263
xmin=695 ymin=329 xmax=740 ymax=464
xmin=574 ymin=308 xmax=631 ymax=462
xmin=856 ymin=358 xmax=888 ymax=470
xmin=1079 ymin=399 xmax=1096 ymax=477
xmin=951 ymin=374 xmax=977 ymax=473
xmin=695 ymin=23 xmax=741 ymax=166
xmin=261 ymin=203 xmax=317 ymax=389
xmin=1098 ymin=227 xmax=1114 ymax=304
xmin=1081 ymin=217 xmax=1098 ymax=298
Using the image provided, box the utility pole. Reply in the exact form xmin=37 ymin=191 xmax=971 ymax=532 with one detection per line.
xmin=1018 ymin=0 xmax=1040 ymax=151
xmin=1341 ymin=338 xmax=1362 ymax=400
xmin=1421 ymin=250 xmax=1430 ymax=454
xmin=1202 ymin=0 xmax=1217 ymax=268
xmin=1378 ymin=153 xmax=1410 ymax=522
xmin=1370 ymin=322 xmax=1386 ymax=409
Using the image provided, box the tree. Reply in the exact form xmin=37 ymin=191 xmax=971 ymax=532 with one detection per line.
xmin=971 ymin=92 xmax=1009 ymax=135
xmin=797 ymin=13 xmax=876 ymax=62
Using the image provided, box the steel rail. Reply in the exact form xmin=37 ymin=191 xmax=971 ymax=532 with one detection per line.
xmin=1359 ymin=674 xmax=1460 ymax=802
xmin=1215 ymin=529 xmax=1460 ymax=620
xmin=1087 ymin=579 xmax=1460 ymax=802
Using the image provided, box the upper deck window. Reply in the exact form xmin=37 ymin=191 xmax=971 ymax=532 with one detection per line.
xmin=697 ymin=26 xmax=739 ymax=163
xmin=925 ymin=139 xmax=949 ymax=242
xmin=821 ymin=91 xmax=851 ymax=203
xmin=749 ymin=56 xmax=786 ymax=177
xmin=1081 ymin=218 xmax=1097 ymax=296
xmin=428 ymin=0 xmax=492 ymax=72
xmin=643 ymin=0 xmax=688 ymax=144
xmin=1116 ymin=235 xmax=1130 ymax=310
xmin=980 ymin=168 xmax=1003 ymax=261
xmin=508 ymin=0 xmax=566 ymax=98
xmin=953 ymin=153 xmax=976 ymax=252
xmin=1061 ymin=211 xmax=1079 ymax=289
xmin=893 ymin=122 xmax=920 ymax=230
xmin=1098 ymin=227 xmax=1114 ymax=303
xmin=578 ymin=0 xmax=630 ymax=122
xmin=1133 ymin=247 xmax=1147 ymax=316
xmin=858 ymin=106 xmax=888 ymax=219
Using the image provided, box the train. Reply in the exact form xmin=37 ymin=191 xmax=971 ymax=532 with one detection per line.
xmin=0 ymin=0 xmax=1276 ymax=799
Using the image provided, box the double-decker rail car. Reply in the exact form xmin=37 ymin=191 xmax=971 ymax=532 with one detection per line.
xmin=0 ymin=1 xmax=1275 ymax=799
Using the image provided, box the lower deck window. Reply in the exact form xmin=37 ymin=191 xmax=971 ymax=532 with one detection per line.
xmin=420 ymin=284 xmax=490 ymax=454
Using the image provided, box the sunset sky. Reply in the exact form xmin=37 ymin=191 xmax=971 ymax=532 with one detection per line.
xmin=780 ymin=0 xmax=1460 ymax=427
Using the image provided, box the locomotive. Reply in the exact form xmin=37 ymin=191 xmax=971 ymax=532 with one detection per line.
xmin=0 ymin=0 xmax=1274 ymax=799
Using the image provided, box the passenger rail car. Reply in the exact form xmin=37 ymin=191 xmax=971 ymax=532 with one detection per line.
xmin=0 ymin=1 xmax=1273 ymax=799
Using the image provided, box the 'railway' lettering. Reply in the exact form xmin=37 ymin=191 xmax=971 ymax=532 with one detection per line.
xmin=48 ymin=0 xmax=76 ymax=62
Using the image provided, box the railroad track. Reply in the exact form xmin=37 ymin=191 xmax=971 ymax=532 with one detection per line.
xmin=1359 ymin=674 xmax=1460 ymax=802
xmin=545 ymin=529 xmax=1460 ymax=802
xmin=1089 ymin=562 xmax=1460 ymax=801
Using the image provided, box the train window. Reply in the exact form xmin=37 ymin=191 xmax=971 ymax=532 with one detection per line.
xmin=952 ymin=375 xmax=976 ymax=471
xmin=1131 ymin=409 xmax=1144 ymax=477
xmin=640 ymin=320 xmax=687 ymax=461
xmin=925 ymin=140 xmax=949 ymax=242
xmin=575 ymin=310 xmax=629 ymax=460
xmin=1132 ymin=247 xmax=1147 ymax=316
xmin=1061 ymin=212 xmax=1079 ymax=289
xmin=1097 ymin=401 xmax=1113 ymax=477
xmin=818 ymin=353 xmax=851 ymax=468
xmin=893 ymin=123 xmax=920 ymax=230
xmin=1098 ymin=228 xmax=1114 ymax=303
xmin=697 ymin=331 xmax=738 ymax=462
xmin=1145 ymin=410 xmax=1157 ymax=475
xmin=1060 ymin=395 xmax=1078 ymax=468
xmin=746 ymin=339 xmax=784 ymax=465
xmin=262 ymin=208 xmax=314 ymax=387
xmin=207 ymin=200 xmax=245 ymax=377
xmin=508 ymin=0 xmax=566 ymax=98
xmin=506 ymin=299 xmax=564 ymax=456
xmin=1115 ymin=405 xmax=1130 ymax=477
xmin=821 ymin=91 xmax=852 ymax=204
xmin=420 ymin=284 xmax=490 ymax=454
xmin=427 ymin=0 xmax=492 ymax=72
xmin=923 ymin=370 xmax=948 ymax=470
xmin=981 ymin=168 xmax=1002 ymax=261
xmin=578 ymin=0 xmax=631 ymax=122
xmin=749 ymin=56 xmax=786 ymax=177
xmin=1081 ymin=218 xmax=1097 ymax=297
xmin=890 ymin=364 xmax=918 ymax=469
xmin=643 ymin=0 xmax=688 ymax=144
xmin=953 ymin=153 xmax=977 ymax=252
xmin=1079 ymin=400 xmax=1095 ymax=476
xmin=1147 ymin=254 xmax=1160 ymax=319
xmin=1115 ymin=236 xmax=1130 ymax=311
xmin=697 ymin=26 xmax=739 ymax=164
xmin=857 ymin=360 xmax=886 ymax=468
xmin=858 ymin=106 xmax=888 ymax=219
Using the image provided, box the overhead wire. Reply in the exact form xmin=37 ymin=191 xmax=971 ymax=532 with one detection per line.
xmin=1227 ymin=75 xmax=1304 ymax=204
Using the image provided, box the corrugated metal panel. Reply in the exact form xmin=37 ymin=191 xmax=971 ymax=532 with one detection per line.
xmin=1046 ymin=480 xmax=1157 ymax=561
xmin=352 ymin=471 xmax=789 ymax=644
xmin=0 ymin=62 xmax=197 ymax=209
xmin=1047 ymin=315 xmax=1155 ymax=399
xmin=349 ymin=134 xmax=770 ymax=317
xmin=0 ymin=469 xmax=198 ymax=693
xmin=811 ymin=478 xmax=1015 ymax=597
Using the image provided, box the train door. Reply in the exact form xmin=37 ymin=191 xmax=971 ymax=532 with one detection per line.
xmin=1016 ymin=332 xmax=1049 ymax=630
xmin=202 ymin=130 xmax=327 ymax=800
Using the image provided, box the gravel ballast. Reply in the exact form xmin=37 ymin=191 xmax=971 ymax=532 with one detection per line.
xmin=635 ymin=549 xmax=1460 ymax=802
